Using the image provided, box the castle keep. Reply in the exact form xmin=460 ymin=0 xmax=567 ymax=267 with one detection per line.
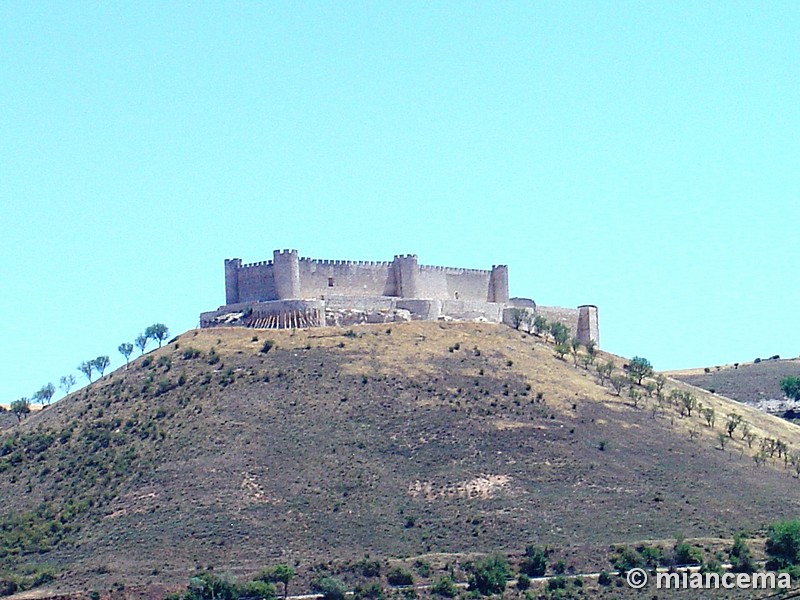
xmin=200 ymin=249 xmax=599 ymax=345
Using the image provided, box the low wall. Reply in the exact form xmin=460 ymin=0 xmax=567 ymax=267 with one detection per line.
xmin=536 ymin=305 xmax=580 ymax=338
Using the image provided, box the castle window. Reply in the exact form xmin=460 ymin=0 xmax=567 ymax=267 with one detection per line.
xmin=328 ymin=277 xmax=334 ymax=287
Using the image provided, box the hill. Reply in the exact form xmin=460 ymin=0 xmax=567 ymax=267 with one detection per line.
xmin=3 ymin=322 xmax=800 ymax=599
xmin=667 ymin=358 xmax=800 ymax=417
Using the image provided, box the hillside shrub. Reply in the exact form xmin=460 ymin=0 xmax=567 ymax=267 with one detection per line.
xmin=610 ymin=546 xmax=643 ymax=572
xmin=261 ymin=340 xmax=275 ymax=354
xmin=766 ymin=520 xmax=800 ymax=569
xmin=430 ymin=576 xmax=458 ymax=598
xmin=728 ymin=533 xmax=756 ymax=573
xmin=673 ymin=539 xmax=703 ymax=566
xmin=516 ymin=574 xmax=530 ymax=590
xmin=597 ymin=570 xmax=612 ymax=586
xmin=466 ymin=555 xmax=508 ymax=595
xmin=780 ymin=377 xmax=800 ymax=402
xmin=520 ymin=544 xmax=548 ymax=576
xmin=185 ymin=573 xmax=239 ymax=600
xmin=386 ymin=567 xmax=413 ymax=586
xmin=240 ymin=580 xmax=276 ymax=599
xmin=358 ymin=557 xmax=382 ymax=578
xmin=412 ymin=560 xmax=431 ymax=578
xmin=547 ymin=575 xmax=567 ymax=591
xmin=314 ymin=577 xmax=347 ymax=600
xmin=354 ymin=583 xmax=384 ymax=600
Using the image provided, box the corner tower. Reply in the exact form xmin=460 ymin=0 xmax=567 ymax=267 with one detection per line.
xmin=273 ymin=249 xmax=301 ymax=299
xmin=577 ymin=305 xmax=599 ymax=347
xmin=224 ymin=258 xmax=242 ymax=305
xmin=488 ymin=265 xmax=509 ymax=303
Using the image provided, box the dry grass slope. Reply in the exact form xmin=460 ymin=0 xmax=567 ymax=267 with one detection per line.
xmin=2 ymin=322 xmax=800 ymax=598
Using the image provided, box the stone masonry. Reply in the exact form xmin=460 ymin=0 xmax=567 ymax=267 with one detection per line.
xmin=200 ymin=249 xmax=599 ymax=346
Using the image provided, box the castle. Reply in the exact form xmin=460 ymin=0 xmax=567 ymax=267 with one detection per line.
xmin=200 ymin=249 xmax=599 ymax=345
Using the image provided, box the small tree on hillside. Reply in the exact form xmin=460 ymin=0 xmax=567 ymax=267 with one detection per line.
xmin=145 ymin=323 xmax=170 ymax=348
xmin=509 ymin=308 xmax=531 ymax=331
xmin=549 ymin=322 xmax=570 ymax=345
xmin=59 ymin=374 xmax=76 ymax=396
xmin=119 ymin=342 xmax=134 ymax=368
xmin=610 ymin=375 xmax=627 ymax=396
xmin=33 ymin=383 xmax=55 ymax=406
xmin=92 ymin=355 xmax=110 ymax=377
xmin=726 ymin=413 xmax=743 ymax=438
xmin=554 ymin=343 xmax=570 ymax=360
xmin=655 ymin=374 xmax=667 ymax=395
xmin=570 ymin=337 xmax=581 ymax=366
xmin=675 ymin=391 xmax=697 ymax=417
xmin=78 ymin=360 xmax=94 ymax=383
xmin=628 ymin=356 xmax=653 ymax=385
xmin=533 ymin=315 xmax=549 ymax=339
xmin=701 ymin=406 xmax=716 ymax=428
xmin=10 ymin=398 xmax=30 ymax=423
xmin=135 ymin=333 xmax=149 ymax=355
xmin=258 ymin=565 xmax=295 ymax=600
xmin=597 ymin=360 xmax=614 ymax=386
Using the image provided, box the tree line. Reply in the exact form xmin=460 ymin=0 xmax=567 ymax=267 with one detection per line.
xmin=7 ymin=323 xmax=169 ymax=423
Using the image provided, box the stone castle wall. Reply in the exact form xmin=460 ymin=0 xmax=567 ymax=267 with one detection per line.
xmin=204 ymin=250 xmax=598 ymax=346
xmin=224 ymin=250 xmax=508 ymax=304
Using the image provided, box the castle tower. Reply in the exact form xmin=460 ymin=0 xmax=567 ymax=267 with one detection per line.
xmin=273 ymin=249 xmax=301 ymax=299
xmin=577 ymin=305 xmax=599 ymax=347
xmin=488 ymin=265 xmax=509 ymax=303
xmin=392 ymin=254 xmax=419 ymax=298
xmin=224 ymin=258 xmax=242 ymax=305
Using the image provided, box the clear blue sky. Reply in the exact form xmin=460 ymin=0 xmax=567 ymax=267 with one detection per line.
xmin=2 ymin=1 xmax=798 ymax=403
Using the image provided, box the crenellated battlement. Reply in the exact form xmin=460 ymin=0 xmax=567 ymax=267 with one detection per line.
xmin=418 ymin=264 xmax=492 ymax=274
xmin=241 ymin=260 xmax=274 ymax=268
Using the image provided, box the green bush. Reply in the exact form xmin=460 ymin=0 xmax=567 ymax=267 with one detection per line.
xmin=516 ymin=574 xmax=530 ymax=590
xmin=466 ymin=555 xmax=509 ymax=595
xmin=241 ymin=581 xmax=276 ymax=600
xmin=520 ymin=544 xmax=548 ymax=577
xmin=430 ymin=576 xmax=458 ymax=598
xmin=638 ymin=545 xmax=662 ymax=568
xmin=354 ymin=582 xmax=384 ymax=600
xmin=386 ymin=567 xmax=414 ymax=586
xmin=185 ymin=573 xmax=239 ymax=600
xmin=313 ymin=577 xmax=347 ymax=600
xmin=673 ymin=540 xmax=703 ymax=566
xmin=730 ymin=533 xmax=757 ymax=573
xmin=766 ymin=520 xmax=800 ymax=569
xmin=261 ymin=340 xmax=275 ymax=354
xmin=358 ymin=558 xmax=382 ymax=578
xmin=413 ymin=560 xmax=431 ymax=578
xmin=597 ymin=570 xmax=612 ymax=586
xmin=610 ymin=546 xmax=643 ymax=572
xmin=547 ymin=575 xmax=567 ymax=591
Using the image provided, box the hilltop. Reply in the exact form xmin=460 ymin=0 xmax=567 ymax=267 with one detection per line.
xmin=2 ymin=322 xmax=800 ymax=599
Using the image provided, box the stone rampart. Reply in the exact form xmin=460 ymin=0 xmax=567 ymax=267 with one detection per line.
xmin=203 ymin=250 xmax=599 ymax=345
